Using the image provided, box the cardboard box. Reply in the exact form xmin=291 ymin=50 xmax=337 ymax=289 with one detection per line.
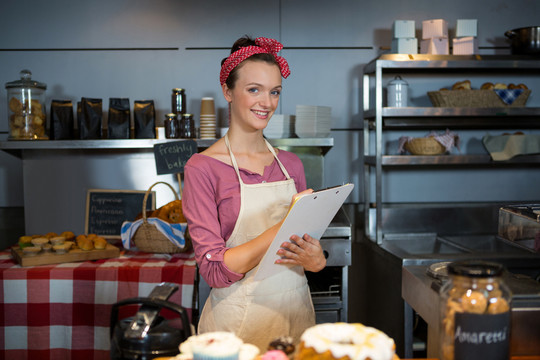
xmin=452 ymin=36 xmax=478 ymax=55
xmin=456 ymin=19 xmax=478 ymax=37
xmin=393 ymin=20 xmax=416 ymax=38
xmin=420 ymin=37 xmax=449 ymax=55
xmin=422 ymin=19 xmax=448 ymax=39
xmin=391 ymin=37 xmax=418 ymax=54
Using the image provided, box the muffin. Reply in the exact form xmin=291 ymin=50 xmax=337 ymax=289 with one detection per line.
xmin=180 ymin=332 xmax=244 ymax=360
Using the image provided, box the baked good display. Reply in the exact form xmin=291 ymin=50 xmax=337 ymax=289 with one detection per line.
xmin=294 ymin=323 xmax=398 ymax=360
xmin=94 ymin=236 xmax=108 ymax=250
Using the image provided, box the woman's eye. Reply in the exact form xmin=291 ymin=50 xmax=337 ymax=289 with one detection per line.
xmin=248 ymin=88 xmax=259 ymax=93
xmin=271 ymin=90 xmax=281 ymax=96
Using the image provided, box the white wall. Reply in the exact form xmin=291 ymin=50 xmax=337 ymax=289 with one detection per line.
xmin=1 ymin=0 xmax=540 ymax=208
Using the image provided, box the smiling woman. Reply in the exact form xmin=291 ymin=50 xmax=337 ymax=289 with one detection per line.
xmin=182 ymin=36 xmax=326 ymax=351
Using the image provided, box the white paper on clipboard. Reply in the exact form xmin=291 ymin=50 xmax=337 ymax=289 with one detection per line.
xmin=253 ymin=183 xmax=354 ymax=281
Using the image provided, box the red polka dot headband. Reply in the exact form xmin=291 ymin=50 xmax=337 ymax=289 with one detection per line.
xmin=220 ymin=37 xmax=290 ymax=85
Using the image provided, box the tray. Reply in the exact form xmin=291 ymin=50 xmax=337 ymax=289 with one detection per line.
xmin=11 ymin=243 xmax=121 ymax=267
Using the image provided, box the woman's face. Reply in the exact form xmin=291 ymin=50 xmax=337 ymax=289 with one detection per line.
xmin=223 ymin=60 xmax=282 ymax=132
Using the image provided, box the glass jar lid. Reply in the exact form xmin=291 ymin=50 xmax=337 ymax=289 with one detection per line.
xmin=5 ymin=69 xmax=47 ymax=90
xmin=388 ymin=75 xmax=408 ymax=86
xmin=172 ymin=88 xmax=185 ymax=94
xmin=448 ymin=260 xmax=504 ymax=278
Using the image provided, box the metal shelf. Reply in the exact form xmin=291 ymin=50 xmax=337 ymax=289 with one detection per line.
xmin=364 ymin=107 xmax=540 ymax=129
xmin=365 ymin=154 xmax=540 ymax=166
xmin=363 ymin=54 xmax=540 ymax=244
xmin=363 ymin=54 xmax=540 ymax=74
xmin=0 ymin=137 xmax=334 ymax=158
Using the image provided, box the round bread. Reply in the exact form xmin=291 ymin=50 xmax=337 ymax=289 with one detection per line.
xmin=452 ymin=80 xmax=471 ymax=90
xmin=153 ymin=200 xmax=187 ymax=223
xmin=494 ymin=83 xmax=507 ymax=90
xmin=93 ymin=236 xmax=107 ymax=250
xmin=295 ymin=323 xmax=398 ymax=360
xmin=481 ymin=82 xmax=494 ymax=90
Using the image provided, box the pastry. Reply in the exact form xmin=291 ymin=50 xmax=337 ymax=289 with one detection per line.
xmin=60 ymin=231 xmax=76 ymax=241
xmin=31 ymin=237 xmax=49 ymax=248
xmin=481 ymin=82 xmax=494 ymax=90
xmin=268 ymin=336 xmax=295 ymax=356
xmin=517 ymin=83 xmax=528 ymax=89
xmin=494 ymin=82 xmax=507 ymax=90
xmin=94 ymin=236 xmax=107 ymax=250
xmin=260 ymin=350 xmax=289 ymax=360
xmin=294 ymin=323 xmax=398 ymax=360
xmin=153 ymin=200 xmax=187 ymax=223
xmin=50 ymin=236 xmax=66 ymax=246
xmin=78 ymin=238 xmax=94 ymax=251
xmin=23 ymin=247 xmax=41 ymax=256
xmin=508 ymin=83 xmax=518 ymax=89
xmin=18 ymin=235 xmax=33 ymax=249
xmin=452 ymin=80 xmax=471 ymax=90
xmin=179 ymin=332 xmax=244 ymax=360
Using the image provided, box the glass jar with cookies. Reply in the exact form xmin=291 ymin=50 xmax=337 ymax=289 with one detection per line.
xmin=5 ymin=69 xmax=48 ymax=140
xmin=439 ymin=260 xmax=511 ymax=360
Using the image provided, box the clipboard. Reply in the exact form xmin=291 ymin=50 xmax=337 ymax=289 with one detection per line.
xmin=253 ymin=183 xmax=354 ymax=280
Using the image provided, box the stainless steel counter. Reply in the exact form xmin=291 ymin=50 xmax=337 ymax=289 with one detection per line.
xmin=403 ymin=264 xmax=540 ymax=358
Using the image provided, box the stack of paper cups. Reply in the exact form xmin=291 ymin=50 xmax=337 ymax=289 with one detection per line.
xmin=199 ymin=97 xmax=216 ymax=139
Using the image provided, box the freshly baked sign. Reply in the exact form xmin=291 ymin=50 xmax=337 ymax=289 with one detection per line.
xmin=153 ymin=140 xmax=197 ymax=175
xmin=85 ymin=189 xmax=155 ymax=237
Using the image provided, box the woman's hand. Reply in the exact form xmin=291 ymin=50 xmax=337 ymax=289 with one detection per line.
xmin=275 ymin=233 xmax=327 ymax=272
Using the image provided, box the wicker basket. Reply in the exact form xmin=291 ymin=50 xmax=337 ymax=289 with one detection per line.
xmin=405 ymin=137 xmax=446 ymax=155
xmin=428 ymin=89 xmax=531 ymax=108
xmin=133 ymin=181 xmax=191 ymax=254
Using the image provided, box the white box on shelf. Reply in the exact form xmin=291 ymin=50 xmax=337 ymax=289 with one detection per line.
xmin=422 ymin=19 xmax=448 ymax=39
xmin=393 ymin=20 xmax=416 ymax=38
xmin=456 ymin=19 xmax=478 ymax=37
xmin=452 ymin=36 xmax=478 ymax=55
xmin=391 ymin=38 xmax=418 ymax=54
xmin=420 ymin=37 xmax=449 ymax=55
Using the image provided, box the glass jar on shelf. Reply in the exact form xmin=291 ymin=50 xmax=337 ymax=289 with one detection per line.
xmin=5 ymin=69 xmax=48 ymax=140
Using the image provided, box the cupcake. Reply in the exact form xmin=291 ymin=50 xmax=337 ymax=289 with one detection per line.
xmin=23 ymin=246 xmax=41 ymax=256
xmin=31 ymin=237 xmax=49 ymax=248
xmin=259 ymin=351 xmax=288 ymax=360
xmin=50 ymin=236 xmax=66 ymax=246
xmin=180 ymin=332 xmax=243 ymax=360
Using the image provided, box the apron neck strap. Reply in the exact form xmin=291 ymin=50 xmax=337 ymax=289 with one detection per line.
xmin=224 ymin=132 xmax=292 ymax=183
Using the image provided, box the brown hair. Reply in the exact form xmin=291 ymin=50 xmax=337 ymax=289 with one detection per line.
xmin=221 ymin=35 xmax=280 ymax=89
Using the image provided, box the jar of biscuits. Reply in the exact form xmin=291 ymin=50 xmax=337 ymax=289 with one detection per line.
xmin=5 ymin=69 xmax=48 ymax=140
xmin=439 ymin=261 xmax=511 ymax=360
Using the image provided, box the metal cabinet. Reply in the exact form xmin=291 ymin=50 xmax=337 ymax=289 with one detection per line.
xmin=362 ymin=54 xmax=540 ymax=244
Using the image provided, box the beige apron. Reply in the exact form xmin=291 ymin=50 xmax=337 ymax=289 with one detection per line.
xmin=198 ymin=134 xmax=315 ymax=351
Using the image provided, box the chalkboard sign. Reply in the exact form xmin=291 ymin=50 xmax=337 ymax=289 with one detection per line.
xmin=153 ymin=140 xmax=197 ymax=175
xmin=85 ymin=189 xmax=156 ymax=237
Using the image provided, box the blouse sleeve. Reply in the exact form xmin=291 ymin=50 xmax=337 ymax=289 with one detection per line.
xmin=183 ymin=160 xmax=244 ymax=288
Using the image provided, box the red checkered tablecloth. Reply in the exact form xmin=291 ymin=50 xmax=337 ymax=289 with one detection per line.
xmin=0 ymin=249 xmax=196 ymax=360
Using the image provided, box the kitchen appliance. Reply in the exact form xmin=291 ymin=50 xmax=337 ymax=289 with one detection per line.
xmin=110 ymin=282 xmax=192 ymax=360
xmin=498 ymin=204 xmax=540 ymax=252
xmin=505 ymin=26 xmax=540 ymax=55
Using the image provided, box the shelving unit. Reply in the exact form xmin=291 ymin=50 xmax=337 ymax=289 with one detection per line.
xmin=363 ymin=54 xmax=540 ymax=244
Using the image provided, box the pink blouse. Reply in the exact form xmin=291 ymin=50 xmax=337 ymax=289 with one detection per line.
xmin=182 ymin=151 xmax=307 ymax=288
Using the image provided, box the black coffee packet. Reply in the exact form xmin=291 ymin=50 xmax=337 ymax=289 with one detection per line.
xmin=49 ymin=100 xmax=74 ymax=140
xmin=134 ymin=100 xmax=156 ymax=139
xmin=108 ymin=98 xmax=130 ymax=139
xmin=79 ymin=97 xmax=103 ymax=139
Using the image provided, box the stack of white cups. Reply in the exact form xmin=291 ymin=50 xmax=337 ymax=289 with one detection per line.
xmin=199 ymin=97 xmax=216 ymax=139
